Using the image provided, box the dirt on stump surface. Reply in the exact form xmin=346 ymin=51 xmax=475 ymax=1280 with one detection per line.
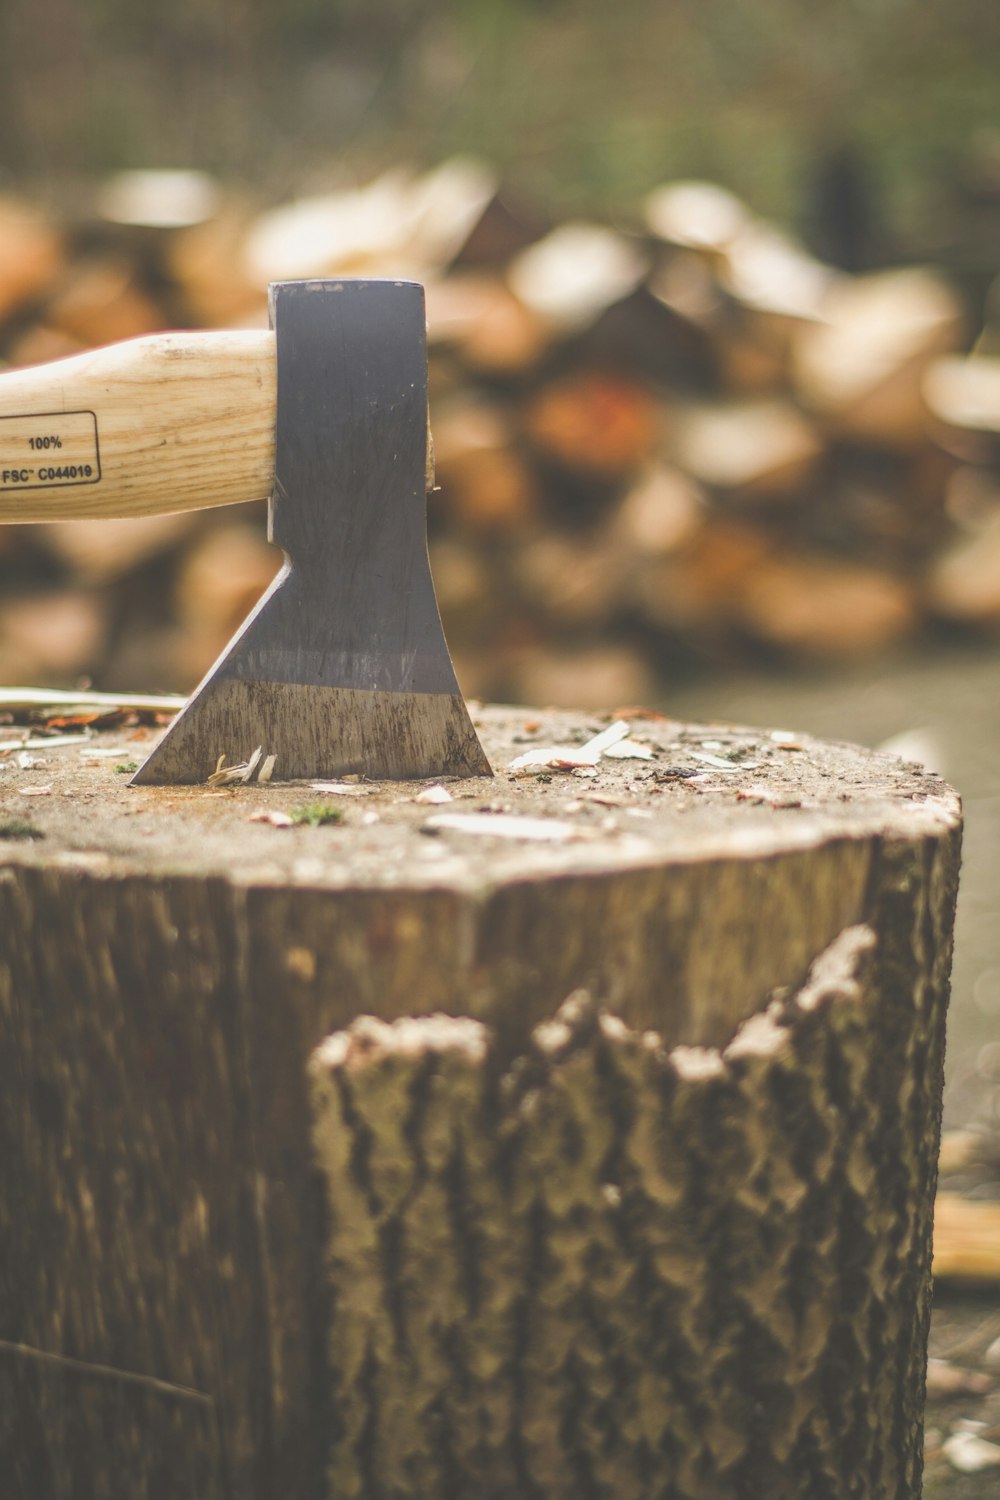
xmin=0 ymin=702 xmax=956 ymax=881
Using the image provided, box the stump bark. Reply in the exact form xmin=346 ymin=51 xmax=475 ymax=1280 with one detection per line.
xmin=0 ymin=706 xmax=961 ymax=1499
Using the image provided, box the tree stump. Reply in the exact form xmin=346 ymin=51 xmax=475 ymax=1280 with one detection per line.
xmin=0 ymin=706 xmax=961 ymax=1500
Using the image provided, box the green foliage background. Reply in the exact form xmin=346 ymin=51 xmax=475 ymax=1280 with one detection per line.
xmin=1 ymin=0 xmax=999 ymax=241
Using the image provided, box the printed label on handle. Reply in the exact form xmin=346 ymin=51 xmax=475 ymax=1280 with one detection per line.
xmin=0 ymin=411 xmax=101 ymax=491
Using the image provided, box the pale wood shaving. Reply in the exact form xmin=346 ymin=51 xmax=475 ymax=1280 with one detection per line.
xmin=508 ymin=719 xmax=631 ymax=773
xmin=0 ymin=688 xmax=185 ymax=714
xmin=415 ymin=784 xmax=453 ymax=804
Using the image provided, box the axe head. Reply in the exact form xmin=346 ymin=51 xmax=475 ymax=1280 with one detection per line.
xmin=132 ymin=280 xmax=491 ymax=785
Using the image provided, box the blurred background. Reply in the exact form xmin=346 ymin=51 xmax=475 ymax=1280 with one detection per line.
xmin=0 ymin=0 xmax=999 ymax=1137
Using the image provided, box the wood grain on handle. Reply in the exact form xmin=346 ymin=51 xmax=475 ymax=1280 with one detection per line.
xmin=0 ymin=331 xmax=276 ymax=521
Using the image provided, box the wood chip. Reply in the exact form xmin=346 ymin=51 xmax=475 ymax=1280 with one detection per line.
xmin=686 ymin=750 xmax=757 ymax=771
xmin=579 ymin=721 xmax=632 ymax=756
xmin=258 ymin=754 xmax=277 ymax=784
xmin=508 ymin=747 xmax=598 ymax=773
xmin=97 ymin=169 xmax=220 ymax=230
xmin=18 ymin=784 xmax=53 ymax=796
xmin=248 ymin=809 xmax=293 ymax=828
xmin=415 ymin=784 xmax=453 ymax=804
xmin=241 ymin=747 xmax=263 ymax=785
xmin=793 ymin=266 xmax=963 ymax=444
xmin=508 ymin=720 xmax=631 ymax=773
xmin=926 ymin=516 xmax=1000 ymax=625
xmin=603 ymin=738 xmax=654 ymax=761
xmin=938 ymin=1129 xmax=984 ymax=1175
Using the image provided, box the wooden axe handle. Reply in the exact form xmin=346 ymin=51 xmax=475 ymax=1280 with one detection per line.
xmin=0 ymin=331 xmax=434 ymax=523
xmin=0 ymin=332 xmax=276 ymax=521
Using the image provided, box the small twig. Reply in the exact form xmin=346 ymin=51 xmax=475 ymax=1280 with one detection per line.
xmin=0 ymin=1337 xmax=214 ymax=1407
xmin=208 ymin=747 xmax=264 ymax=787
xmin=0 ymin=689 xmax=184 ymax=715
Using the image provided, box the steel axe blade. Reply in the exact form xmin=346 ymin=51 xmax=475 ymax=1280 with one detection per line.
xmin=0 ymin=278 xmax=491 ymax=784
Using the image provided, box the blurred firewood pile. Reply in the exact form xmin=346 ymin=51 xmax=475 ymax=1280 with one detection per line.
xmin=2 ymin=159 xmax=1000 ymax=707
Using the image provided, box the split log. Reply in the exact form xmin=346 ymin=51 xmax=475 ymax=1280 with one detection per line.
xmin=513 ymin=531 xmax=629 ymax=629
xmin=0 ymin=589 xmax=107 ymax=682
xmin=426 ymin=274 xmax=551 ymax=374
xmin=504 ymin=643 xmax=657 ymax=711
xmin=173 ymin=520 xmax=282 ymax=638
xmin=507 ymin=223 xmax=649 ymax=336
xmin=925 ymin=514 xmax=1000 ymax=625
xmin=666 ymin=397 xmax=823 ymax=500
xmin=635 ymin=521 xmax=774 ymax=637
xmin=737 ymin=553 xmax=920 ymax=657
xmin=793 ymin=267 xmax=965 ymax=447
xmin=0 ymin=198 xmax=64 ymax=322
xmin=932 ymin=1195 xmax=1000 ymax=1283
xmin=644 ymin=181 xmax=749 ymax=255
xmin=523 ymin=371 xmax=660 ymax=480
xmin=166 ymin=203 xmax=264 ymax=328
xmin=46 ymin=513 xmax=199 ymax=585
xmin=430 ymin=398 xmax=540 ymax=532
xmin=43 ymin=257 xmax=166 ymax=347
xmin=0 ymin=706 xmax=960 ymax=1499
xmin=96 ymin=170 xmax=222 ymax=233
xmin=923 ymin=354 xmax=1000 ymax=436
xmin=4 ymin=166 xmax=998 ymax=692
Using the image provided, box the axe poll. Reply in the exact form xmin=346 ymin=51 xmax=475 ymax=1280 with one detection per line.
xmin=0 ymin=279 xmax=491 ymax=785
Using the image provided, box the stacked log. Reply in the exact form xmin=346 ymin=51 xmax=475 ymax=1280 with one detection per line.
xmin=0 ymin=160 xmax=997 ymax=706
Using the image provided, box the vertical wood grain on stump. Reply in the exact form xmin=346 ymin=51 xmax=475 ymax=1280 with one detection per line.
xmin=0 ymin=707 xmax=961 ymax=1499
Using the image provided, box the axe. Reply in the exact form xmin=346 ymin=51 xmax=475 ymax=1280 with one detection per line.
xmin=0 ymin=279 xmax=492 ymax=784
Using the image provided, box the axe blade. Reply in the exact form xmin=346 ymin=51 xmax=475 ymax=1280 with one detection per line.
xmin=132 ymin=280 xmax=491 ymax=785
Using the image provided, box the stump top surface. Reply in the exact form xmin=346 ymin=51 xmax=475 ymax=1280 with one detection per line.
xmin=0 ymin=705 xmax=959 ymax=890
